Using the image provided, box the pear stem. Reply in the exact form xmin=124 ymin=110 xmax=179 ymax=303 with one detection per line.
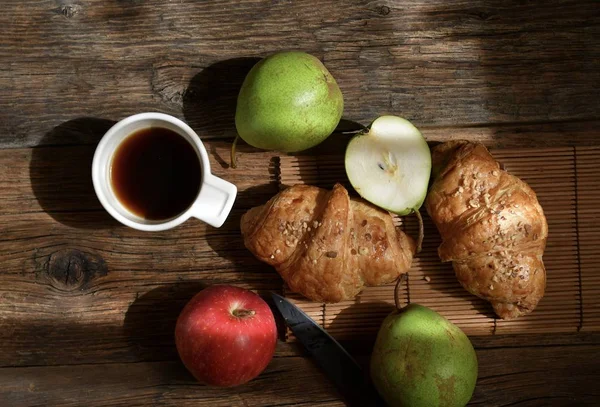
xmin=413 ymin=208 xmax=424 ymax=254
xmin=230 ymin=135 xmax=240 ymax=169
xmin=394 ymin=273 xmax=408 ymax=311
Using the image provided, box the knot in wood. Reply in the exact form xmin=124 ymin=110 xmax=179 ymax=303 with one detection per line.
xmin=151 ymin=63 xmax=187 ymax=108
xmin=58 ymin=5 xmax=81 ymax=19
xmin=45 ymin=249 xmax=107 ymax=291
xmin=377 ymin=5 xmax=391 ymax=16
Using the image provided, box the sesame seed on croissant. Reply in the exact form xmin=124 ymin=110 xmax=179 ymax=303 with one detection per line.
xmin=425 ymin=141 xmax=547 ymax=319
xmin=241 ymin=183 xmax=416 ymax=303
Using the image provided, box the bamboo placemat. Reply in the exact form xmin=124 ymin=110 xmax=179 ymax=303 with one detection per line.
xmin=577 ymin=147 xmax=600 ymax=331
xmin=277 ymin=146 xmax=599 ymax=338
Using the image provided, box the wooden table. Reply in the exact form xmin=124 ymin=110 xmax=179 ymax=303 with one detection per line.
xmin=1 ymin=1 xmax=599 ymax=405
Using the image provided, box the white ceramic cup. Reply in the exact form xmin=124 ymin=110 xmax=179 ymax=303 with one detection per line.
xmin=92 ymin=112 xmax=237 ymax=231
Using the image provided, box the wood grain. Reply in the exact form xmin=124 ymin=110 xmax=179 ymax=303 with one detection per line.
xmin=1 ymin=343 xmax=598 ymax=406
xmin=1 ymin=0 xmax=600 ymax=405
xmin=0 ymin=139 xmax=283 ymax=367
xmin=472 ymin=344 xmax=600 ymax=406
xmin=0 ymin=357 xmax=344 ymax=407
xmin=1 ymin=0 xmax=599 ymax=148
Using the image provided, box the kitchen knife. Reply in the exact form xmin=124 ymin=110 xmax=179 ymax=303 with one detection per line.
xmin=271 ymin=293 xmax=386 ymax=407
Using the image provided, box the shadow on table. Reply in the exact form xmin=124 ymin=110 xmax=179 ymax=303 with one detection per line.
xmin=276 ymin=301 xmax=390 ymax=406
xmin=123 ymin=283 xmax=207 ymax=367
xmin=29 ymin=117 xmax=121 ymax=229
xmin=326 ymin=300 xmax=393 ymax=361
xmin=204 ymin=178 xmax=281 ymax=270
xmin=418 ymin=0 xmax=598 ymax=146
xmin=122 ymin=282 xmax=286 ymax=381
xmin=182 ymin=57 xmax=261 ymax=142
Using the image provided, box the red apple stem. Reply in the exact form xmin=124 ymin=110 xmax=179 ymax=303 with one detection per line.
xmin=394 ymin=273 xmax=408 ymax=311
xmin=232 ymin=309 xmax=256 ymax=318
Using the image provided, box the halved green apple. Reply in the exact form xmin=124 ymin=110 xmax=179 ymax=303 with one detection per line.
xmin=345 ymin=116 xmax=431 ymax=249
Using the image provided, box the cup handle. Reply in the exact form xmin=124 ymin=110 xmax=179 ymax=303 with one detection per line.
xmin=190 ymin=174 xmax=237 ymax=228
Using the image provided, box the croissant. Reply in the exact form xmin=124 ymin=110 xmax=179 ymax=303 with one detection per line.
xmin=425 ymin=141 xmax=547 ymax=319
xmin=241 ymin=183 xmax=416 ymax=303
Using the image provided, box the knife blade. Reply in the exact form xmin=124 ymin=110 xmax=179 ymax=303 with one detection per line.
xmin=271 ymin=293 xmax=386 ymax=407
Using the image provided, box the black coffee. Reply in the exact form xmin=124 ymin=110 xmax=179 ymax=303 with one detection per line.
xmin=110 ymin=127 xmax=201 ymax=220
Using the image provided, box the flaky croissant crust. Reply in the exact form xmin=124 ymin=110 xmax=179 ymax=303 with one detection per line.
xmin=241 ymin=183 xmax=415 ymax=303
xmin=426 ymin=141 xmax=548 ymax=319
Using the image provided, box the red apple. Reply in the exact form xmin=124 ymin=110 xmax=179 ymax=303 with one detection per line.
xmin=175 ymin=285 xmax=277 ymax=387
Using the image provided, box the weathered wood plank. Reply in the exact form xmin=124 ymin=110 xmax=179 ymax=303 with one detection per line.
xmin=341 ymin=332 xmax=600 ymax=353
xmin=1 ymin=344 xmax=598 ymax=406
xmin=0 ymin=358 xmax=344 ymax=407
xmin=471 ymin=345 xmax=600 ymax=406
xmin=0 ymin=274 xmax=285 ymax=367
xmin=0 ymin=141 xmax=279 ymax=285
xmin=0 ymin=138 xmax=284 ymax=366
xmin=2 ymin=122 xmax=598 ymax=226
xmin=1 ymin=0 xmax=599 ymax=148
xmin=421 ymin=121 xmax=600 ymax=149
xmin=14 ymin=137 xmax=276 ymax=214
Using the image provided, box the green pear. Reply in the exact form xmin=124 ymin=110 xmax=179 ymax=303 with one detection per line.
xmin=235 ymin=51 xmax=343 ymax=153
xmin=345 ymin=116 xmax=431 ymax=216
xmin=371 ymin=303 xmax=478 ymax=407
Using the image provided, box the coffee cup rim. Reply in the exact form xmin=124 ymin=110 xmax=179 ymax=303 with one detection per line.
xmin=92 ymin=112 xmax=212 ymax=231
